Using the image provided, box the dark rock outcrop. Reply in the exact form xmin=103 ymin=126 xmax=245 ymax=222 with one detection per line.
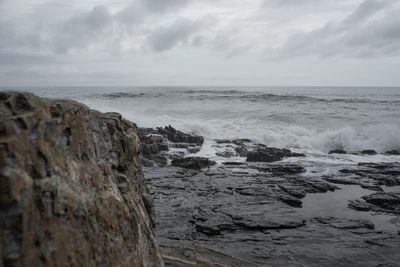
xmin=171 ymin=157 xmax=216 ymax=169
xmin=360 ymin=149 xmax=378 ymax=155
xmin=246 ymin=147 xmax=305 ymax=162
xmin=0 ymin=92 xmax=164 ymax=266
xmin=137 ymin=126 xmax=204 ymax=167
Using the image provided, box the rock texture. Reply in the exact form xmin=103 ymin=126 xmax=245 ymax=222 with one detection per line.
xmin=0 ymin=92 xmax=163 ymax=266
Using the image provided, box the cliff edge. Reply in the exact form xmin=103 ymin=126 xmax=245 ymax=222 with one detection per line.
xmin=0 ymin=92 xmax=164 ymax=266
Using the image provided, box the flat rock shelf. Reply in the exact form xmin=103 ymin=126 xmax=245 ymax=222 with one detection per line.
xmin=138 ymin=126 xmax=400 ymax=266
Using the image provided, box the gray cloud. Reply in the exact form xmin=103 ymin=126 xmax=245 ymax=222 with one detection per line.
xmin=140 ymin=0 xmax=189 ymax=13
xmin=276 ymin=0 xmax=400 ymax=58
xmin=52 ymin=6 xmax=114 ymax=54
xmin=145 ymin=17 xmax=209 ymax=52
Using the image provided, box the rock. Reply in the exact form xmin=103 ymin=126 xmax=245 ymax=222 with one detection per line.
xmin=215 ymin=139 xmax=231 ymax=144
xmin=362 ymin=192 xmax=400 ymax=207
xmin=156 ymin=125 xmax=204 ymax=145
xmin=232 ymin=139 xmax=251 ymax=145
xmin=254 ymin=163 xmax=305 ymax=175
xmin=278 ymin=185 xmax=306 ymax=198
xmin=385 ymin=150 xmax=400 ymax=155
xmin=246 ymin=147 xmax=304 ymax=162
xmin=315 ymin=217 xmax=374 ymax=230
xmin=215 ymin=146 xmax=237 ymax=158
xmin=360 ymin=149 xmax=378 ymax=155
xmin=234 ymin=144 xmax=248 ymax=157
xmin=278 ymin=195 xmax=303 ymax=207
xmin=171 ymin=157 xmax=216 ymax=169
xmin=329 ymin=149 xmax=347 ymax=154
xmin=348 ymin=200 xmax=373 ymax=212
xmin=0 ymin=92 xmax=164 ymax=266
xmin=323 ymin=177 xmax=360 ymax=185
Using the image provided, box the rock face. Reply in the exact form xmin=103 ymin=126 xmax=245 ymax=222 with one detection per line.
xmin=0 ymin=92 xmax=164 ymax=266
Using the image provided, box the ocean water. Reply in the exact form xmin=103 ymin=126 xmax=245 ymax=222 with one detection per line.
xmin=2 ymin=86 xmax=400 ymax=166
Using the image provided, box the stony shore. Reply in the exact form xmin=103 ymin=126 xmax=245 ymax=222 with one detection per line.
xmin=139 ymin=125 xmax=400 ymax=266
xmin=1 ymin=92 xmax=399 ymax=266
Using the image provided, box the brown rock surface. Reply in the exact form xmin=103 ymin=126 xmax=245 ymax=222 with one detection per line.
xmin=0 ymin=92 xmax=164 ymax=266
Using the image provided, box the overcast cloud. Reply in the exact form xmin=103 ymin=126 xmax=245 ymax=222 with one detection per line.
xmin=0 ymin=0 xmax=399 ymax=86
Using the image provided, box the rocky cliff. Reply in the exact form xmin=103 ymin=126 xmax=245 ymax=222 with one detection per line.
xmin=0 ymin=92 xmax=164 ymax=266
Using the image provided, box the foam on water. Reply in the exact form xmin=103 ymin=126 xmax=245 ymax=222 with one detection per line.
xmin=3 ymin=86 xmax=400 ymax=163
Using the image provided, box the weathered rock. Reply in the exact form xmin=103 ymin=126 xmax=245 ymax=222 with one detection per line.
xmin=171 ymin=157 xmax=216 ymax=169
xmin=246 ymin=147 xmax=305 ymax=162
xmin=0 ymin=92 xmax=164 ymax=266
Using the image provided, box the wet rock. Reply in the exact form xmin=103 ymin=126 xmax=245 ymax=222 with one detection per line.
xmin=329 ymin=149 xmax=347 ymax=154
xmin=348 ymin=200 xmax=374 ymax=212
xmin=171 ymin=157 xmax=216 ymax=169
xmin=215 ymin=139 xmax=231 ymax=144
xmin=278 ymin=195 xmax=303 ymax=207
xmin=246 ymin=147 xmax=305 ymax=162
xmin=255 ymin=163 xmax=305 ymax=175
xmin=156 ymin=125 xmax=204 ymax=145
xmin=323 ymin=177 xmax=360 ymax=185
xmin=363 ymin=192 xmax=400 ymax=208
xmin=234 ymin=144 xmax=248 ymax=157
xmin=0 ymin=92 xmax=164 ymax=266
xmin=315 ymin=217 xmax=374 ymax=230
xmin=385 ymin=150 xmax=400 ymax=155
xmin=278 ymin=185 xmax=307 ymax=199
xmin=360 ymin=149 xmax=378 ymax=155
xmin=232 ymin=139 xmax=251 ymax=145
xmin=215 ymin=146 xmax=238 ymax=158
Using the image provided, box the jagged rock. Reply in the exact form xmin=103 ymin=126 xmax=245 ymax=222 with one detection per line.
xmin=0 ymin=92 xmax=164 ymax=266
xmin=156 ymin=125 xmax=204 ymax=145
xmin=246 ymin=147 xmax=305 ymax=162
xmin=171 ymin=157 xmax=216 ymax=169
xmin=329 ymin=149 xmax=347 ymax=154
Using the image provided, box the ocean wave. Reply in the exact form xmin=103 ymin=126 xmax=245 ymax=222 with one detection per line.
xmin=126 ymin=113 xmax=400 ymax=154
xmin=97 ymin=90 xmax=400 ymax=105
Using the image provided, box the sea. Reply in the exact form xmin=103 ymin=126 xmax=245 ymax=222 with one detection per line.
xmin=2 ymin=86 xmax=400 ymax=231
xmin=3 ymin=86 xmax=399 ymax=159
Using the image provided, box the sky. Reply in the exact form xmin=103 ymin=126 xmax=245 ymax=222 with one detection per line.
xmin=0 ymin=0 xmax=399 ymax=86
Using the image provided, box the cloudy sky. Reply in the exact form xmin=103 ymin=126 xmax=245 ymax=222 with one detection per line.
xmin=0 ymin=0 xmax=399 ymax=86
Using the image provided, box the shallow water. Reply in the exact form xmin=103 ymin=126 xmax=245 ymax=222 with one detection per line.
xmin=300 ymin=184 xmax=400 ymax=233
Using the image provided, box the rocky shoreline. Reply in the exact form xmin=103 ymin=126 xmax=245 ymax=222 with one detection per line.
xmin=138 ymin=125 xmax=400 ymax=266
xmin=1 ymin=92 xmax=399 ymax=266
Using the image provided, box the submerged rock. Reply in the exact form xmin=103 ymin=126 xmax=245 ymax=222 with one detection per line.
xmin=0 ymin=92 xmax=163 ymax=266
xmin=171 ymin=157 xmax=216 ymax=169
